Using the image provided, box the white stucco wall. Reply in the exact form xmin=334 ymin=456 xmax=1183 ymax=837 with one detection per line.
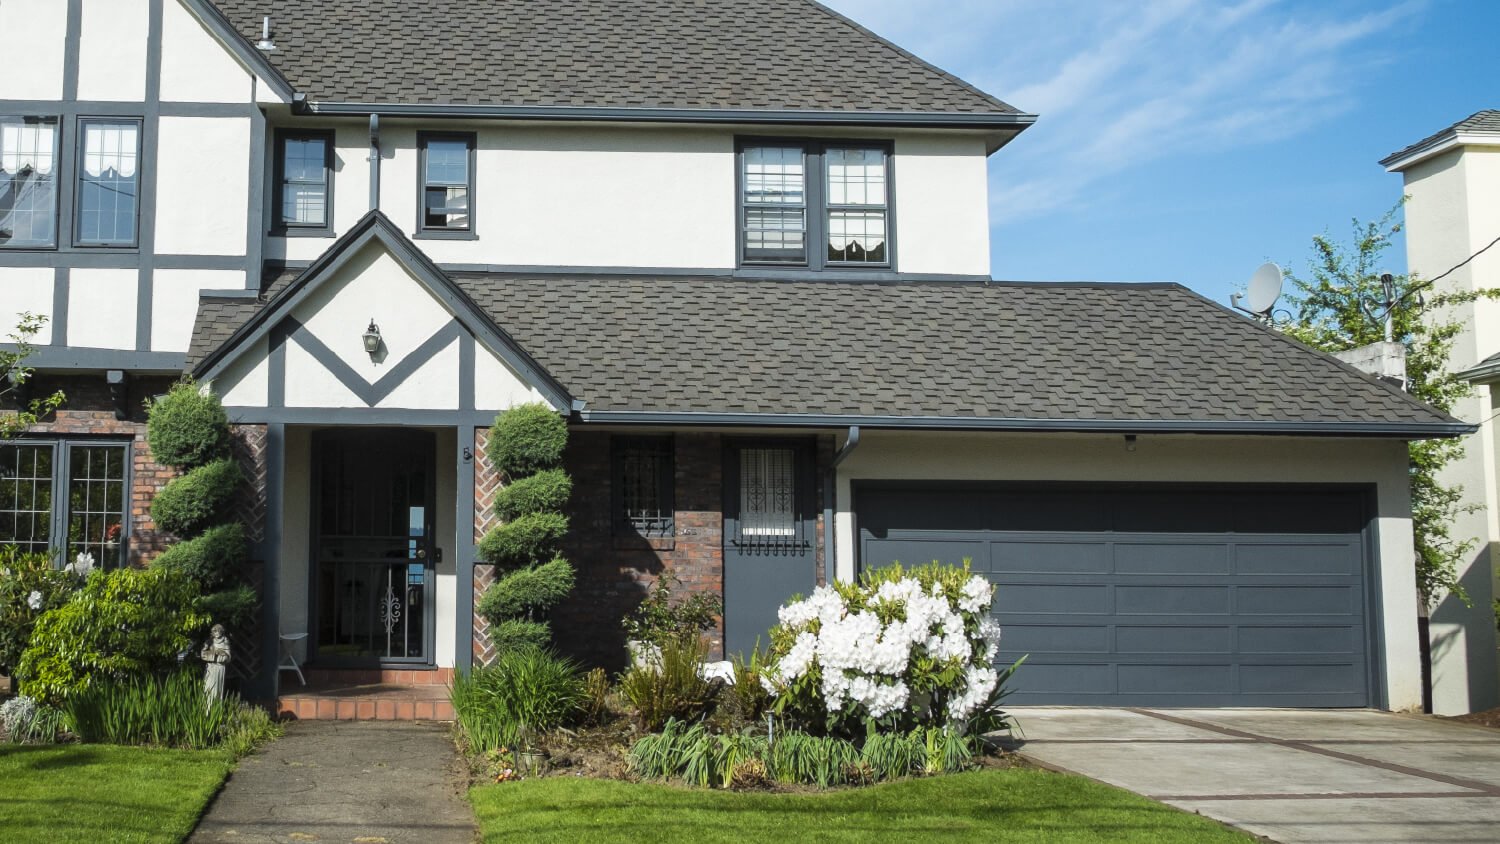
xmin=0 ymin=0 xmax=67 ymax=100
xmin=77 ymin=0 xmax=149 ymax=102
xmin=152 ymin=269 xmax=242 ymax=352
xmin=434 ymin=427 xmax=457 ymax=669
xmin=278 ymin=426 xmax=312 ymax=662
xmin=160 ymin=0 xmax=254 ymax=103
xmin=833 ymin=431 xmax=1424 ymax=711
xmin=1400 ymin=144 xmax=1500 ymax=714
xmin=893 ymin=135 xmax=991 ymax=276
xmin=154 ymin=116 xmax=252 ymax=255
xmin=0 ymin=268 xmax=56 ymax=345
xmin=67 ymin=268 xmax=138 ymax=349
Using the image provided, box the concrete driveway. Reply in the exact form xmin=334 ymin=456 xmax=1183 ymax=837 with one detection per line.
xmin=1010 ymin=707 xmax=1500 ymax=843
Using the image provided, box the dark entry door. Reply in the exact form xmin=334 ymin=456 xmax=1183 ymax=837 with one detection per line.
xmin=723 ymin=442 xmax=816 ymax=657
xmin=312 ymin=429 xmax=437 ymax=665
xmin=857 ymin=483 xmax=1374 ymax=707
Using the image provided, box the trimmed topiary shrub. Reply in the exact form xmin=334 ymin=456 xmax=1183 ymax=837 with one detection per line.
xmin=492 ymin=469 xmax=572 ymax=522
xmin=152 ymin=523 xmax=249 ymax=589
xmin=486 ymin=403 xmax=568 ymax=478
xmin=476 ymin=403 xmax=576 ymax=656
xmin=149 ymin=457 xmax=244 ymax=536
xmin=477 ymin=512 xmax=568 ymax=567
xmin=146 ymin=382 xmax=230 ymax=469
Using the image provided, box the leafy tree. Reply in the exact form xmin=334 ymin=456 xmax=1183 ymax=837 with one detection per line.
xmin=0 ymin=312 xmax=65 ymax=437
xmin=1282 ymin=204 xmax=1497 ymax=605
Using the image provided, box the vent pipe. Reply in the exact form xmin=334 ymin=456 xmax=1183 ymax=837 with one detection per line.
xmin=255 ymin=16 xmax=276 ymax=52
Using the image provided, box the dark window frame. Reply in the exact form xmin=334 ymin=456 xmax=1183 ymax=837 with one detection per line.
xmin=272 ymin=128 xmax=336 ymax=237
xmin=0 ymin=438 xmax=132 ymax=569
xmin=415 ymin=131 xmax=477 ymax=240
xmin=611 ymin=435 xmax=675 ymax=539
xmin=73 ymin=116 xmax=142 ymax=249
xmin=736 ymin=137 xmax=895 ymax=271
xmin=0 ymin=114 xmax=63 ymax=250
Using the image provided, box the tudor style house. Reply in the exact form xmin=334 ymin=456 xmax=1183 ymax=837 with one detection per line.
xmin=0 ymin=0 xmax=1472 ymax=715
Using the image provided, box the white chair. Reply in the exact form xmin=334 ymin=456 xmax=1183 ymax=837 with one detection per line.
xmin=278 ymin=632 xmax=308 ymax=686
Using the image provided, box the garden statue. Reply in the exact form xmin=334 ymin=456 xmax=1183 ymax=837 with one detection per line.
xmin=200 ymin=623 xmax=231 ymax=703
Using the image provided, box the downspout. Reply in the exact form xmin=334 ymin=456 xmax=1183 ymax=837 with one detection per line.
xmin=823 ymin=426 xmax=861 ymax=584
xmin=367 ymin=114 xmax=381 ymax=211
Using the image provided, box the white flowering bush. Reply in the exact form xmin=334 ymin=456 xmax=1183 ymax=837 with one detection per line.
xmin=0 ymin=546 xmax=83 ymax=679
xmin=760 ymin=561 xmax=1014 ymax=735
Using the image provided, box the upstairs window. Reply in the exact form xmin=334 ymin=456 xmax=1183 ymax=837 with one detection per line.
xmin=274 ymin=130 xmax=334 ymax=235
xmin=0 ymin=116 xmax=60 ymax=249
xmin=613 ymin=436 xmax=674 ymax=538
xmin=739 ymin=140 xmax=892 ymax=270
xmin=418 ymin=132 xmax=475 ymax=236
xmin=75 ymin=119 xmax=140 ymax=247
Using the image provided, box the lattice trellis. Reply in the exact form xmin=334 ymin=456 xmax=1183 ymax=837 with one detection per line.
xmin=227 ymin=560 xmax=265 ymax=684
xmin=229 ymin=425 xmax=269 ymax=544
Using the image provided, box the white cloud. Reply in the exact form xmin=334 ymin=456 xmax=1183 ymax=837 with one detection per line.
xmin=820 ymin=0 xmax=1421 ymax=225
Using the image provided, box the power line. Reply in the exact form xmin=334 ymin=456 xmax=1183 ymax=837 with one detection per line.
xmin=1398 ymin=231 xmax=1500 ymax=306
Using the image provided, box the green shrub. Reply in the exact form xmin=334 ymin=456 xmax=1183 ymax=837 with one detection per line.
xmin=66 ymin=669 xmax=234 ymax=749
xmin=718 ymin=648 xmax=772 ymax=727
xmin=488 ymin=618 xmax=552 ymax=654
xmin=623 ymin=575 xmax=723 ymax=647
xmin=17 ymin=567 xmax=207 ymax=707
xmin=619 ymin=632 xmax=715 ymax=732
xmin=150 ymin=458 xmax=244 ymax=536
xmin=0 ymin=546 xmax=82 ymax=678
xmin=197 ymin=583 xmax=258 ymax=627
xmin=493 ymin=469 xmax=572 ymax=521
xmin=478 ymin=512 xmax=568 ymax=567
xmin=152 ymin=522 xmax=248 ymax=589
xmin=146 ymin=382 xmax=230 ymax=469
xmin=0 ymin=695 xmax=67 ymax=744
xmin=450 ymin=648 xmax=585 ymax=754
xmin=487 ymin=403 xmax=567 ymax=478
xmin=475 ymin=558 xmax=575 ymax=623
xmin=221 ymin=702 xmax=283 ymax=757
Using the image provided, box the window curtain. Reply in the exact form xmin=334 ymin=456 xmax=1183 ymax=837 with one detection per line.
xmin=0 ymin=121 xmax=57 ymax=175
xmin=82 ymin=123 xmax=138 ymax=178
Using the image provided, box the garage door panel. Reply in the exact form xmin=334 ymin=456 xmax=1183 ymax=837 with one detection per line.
xmin=857 ymin=483 xmax=1372 ymax=708
xmin=1115 ymin=543 xmax=1230 ymax=575
xmin=990 ymin=540 xmax=1110 ymax=574
xmin=1235 ymin=542 xmax=1361 ymax=576
xmin=1116 ymin=626 xmax=1233 ymax=654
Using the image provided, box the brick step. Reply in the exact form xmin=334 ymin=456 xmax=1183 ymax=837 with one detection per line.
xmin=299 ymin=666 xmax=455 ymax=687
xmin=278 ymin=682 xmax=455 ymax=721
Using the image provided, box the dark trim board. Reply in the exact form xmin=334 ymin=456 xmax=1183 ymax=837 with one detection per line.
xmin=3 ymin=346 xmax=187 ymax=373
xmin=851 ymin=480 xmax=1385 ymax=708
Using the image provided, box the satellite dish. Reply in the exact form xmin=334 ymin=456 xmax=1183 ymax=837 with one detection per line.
xmin=1243 ymin=262 xmax=1284 ymax=314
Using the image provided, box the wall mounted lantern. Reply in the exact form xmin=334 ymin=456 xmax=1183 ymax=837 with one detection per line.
xmin=362 ymin=319 xmax=382 ymax=357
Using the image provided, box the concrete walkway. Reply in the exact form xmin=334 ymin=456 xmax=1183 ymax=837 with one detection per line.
xmin=1012 ymin=707 xmax=1500 ymax=843
xmin=191 ymin=721 xmax=476 ymax=844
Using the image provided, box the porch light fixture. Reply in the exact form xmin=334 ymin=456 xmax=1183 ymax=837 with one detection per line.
xmin=362 ymin=319 xmax=382 ymax=357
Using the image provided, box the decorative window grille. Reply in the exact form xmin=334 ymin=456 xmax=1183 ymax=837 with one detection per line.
xmin=735 ymin=447 xmax=806 ymax=551
xmin=76 ymin=119 xmax=140 ymax=246
xmin=0 ymin=441 xmax=128 ymax=567
xmin=0 ymin=116 xmax=60 ymax=248
xmin=614 ymin=437 xmax=673 ymax=537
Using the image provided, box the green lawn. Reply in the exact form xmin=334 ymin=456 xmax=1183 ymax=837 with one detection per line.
xmin=0 ymin=744 xmax=232 ymax=843
xmin=470 ymin=768 xmax=1252 ymax=843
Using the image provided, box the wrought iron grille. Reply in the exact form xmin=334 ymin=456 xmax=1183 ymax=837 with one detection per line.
xmin=614 ymin=436 xmax=673 ymax=537
xmin=734 ymin=447 xmax=808 ymax=553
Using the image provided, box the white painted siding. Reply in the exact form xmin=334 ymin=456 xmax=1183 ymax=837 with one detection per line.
xmin=154 ymin=116 xmax=252 ymax=256
xmin=0 ymin=268 xmax=56 ymax=345
xmin=834 ymin=431 xmax=1423 ymax=712
xmin=0 ymin=0 xmax=68 ymax=100
xmin=77 ymin=0 xmax=149 ymax=102
xmin=159 ymin=0 xmax=253 ymax=103
xmin=67 ymin=268 xmax=138 ymax=349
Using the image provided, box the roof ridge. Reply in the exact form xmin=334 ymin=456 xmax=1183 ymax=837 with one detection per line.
xmin=798 ymin=0 xmax=1024 ymax=115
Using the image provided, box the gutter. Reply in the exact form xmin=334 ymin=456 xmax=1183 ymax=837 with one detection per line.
xmin=573 ymin=410 xmax=1475 ymax=439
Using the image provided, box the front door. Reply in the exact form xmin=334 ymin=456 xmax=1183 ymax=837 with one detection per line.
xmin=311 ymin=429 xmax=437 ymax=665
xmin=723 ymin=441 xmax=816 ymax=657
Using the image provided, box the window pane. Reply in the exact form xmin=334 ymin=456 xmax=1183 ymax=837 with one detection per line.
xmin=0 ymin=116 xmax=59 ymax=248
xmin=739 ymin=448 xmax=796 ymax=537
xmin=68 ymin=445 xmax=126 ymax=569
xmin=422 ymin=139 xmax=470 ymax=230
xmin=424 ymin=186 xmax=469 ymax=229
xmin=826 ymin=147 xmax=886 ymax=207
xmin=743 ymin=146 xmax=804 ymax=205
xmin=0 ymin=444 xmax=54 ymax=557
xmin=424 ymin=140 xmax=468 ymax=186
xmin=828 ymin=210 xmax=887 ymax=264
xmin=617 ymin=438 xmax=672 ymax=537
xmin=280 ymin=137 xmax=328 ymax=226
xmin=77 ymin=121 xmax=139 ymax=245
xmin=744 ymin=207 xmax=805 ymax=263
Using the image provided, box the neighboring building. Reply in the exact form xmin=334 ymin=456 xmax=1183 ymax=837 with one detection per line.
xmin=1384 ymin=110 xmax=1500 ymax=715
xmin=0 ymin=0 xmax=1469 ymax=713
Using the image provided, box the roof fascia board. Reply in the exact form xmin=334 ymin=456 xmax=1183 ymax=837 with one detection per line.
xmin=575 ymin=409 xmax=1475 ymax=439
xmin=180 ymin=0 xmax=296 ymax=103
xmin=1457 ymin=360 xmax=1500 ymax=385
xmin=301 ymin=101 xmax=1038 ymax=130
xmin=193 ymin=212 xmax=574 ymax=411
xmin=1381 ymin=132 xmax=1500 ymax=172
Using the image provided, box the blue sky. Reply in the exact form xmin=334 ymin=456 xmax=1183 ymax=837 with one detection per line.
xmin=822 ymin=0 xmax=1500 ymax=305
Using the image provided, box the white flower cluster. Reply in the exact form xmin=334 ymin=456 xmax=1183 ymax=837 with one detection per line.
xmin=69 ymin=551 xmax=95 ymax=577
xmin=26 ymin=590 xmax=43 ymax=611
xmin=0 ymin=695 xmax=39 ymax=736
xmin=762 ymin=572 xmax=1002 ymax=724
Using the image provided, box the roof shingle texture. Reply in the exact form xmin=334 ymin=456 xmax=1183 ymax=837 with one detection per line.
xmin=188 ymin=274 xmax=1454 ymax=427
xmin=207 ymin=0 xmax=1020 ymax=113
xmin=1383 ymin=109 xmax=1500 ymax=164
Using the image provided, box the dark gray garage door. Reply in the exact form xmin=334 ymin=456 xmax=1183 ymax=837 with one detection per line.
xmin=856 ymin=484 xmax=1374 ymax=707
